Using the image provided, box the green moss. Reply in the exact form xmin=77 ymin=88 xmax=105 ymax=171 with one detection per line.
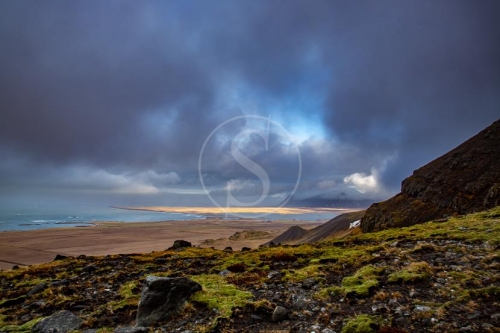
xmin=469 ymin=286 xmax=500 ymax=298
xmin=341 ymin=314 xmax=379 ymax=333
xmin=315 ymin=265 xmax=383 ymax=299
xmin=190 ymin=274 xmax=253 ymax=319
xmin=96 ymin=328 xmax=115 ymax=333
xmin=0 ymin=295 xmax=27 ymax=308
xmin=0 ymin=317 xmax=44 ymax=333
xmin=282 ymin=264 xmax=324 ymax=283
xmin=106 ymin=280 xmax=140 ymax=310
xmin=341 ymin=265 xmax=384 ymax=297
xmin=388 ymin=261 xmax=432 ymax=283
xmin=353 ymin=206 xmax=500 ymax=245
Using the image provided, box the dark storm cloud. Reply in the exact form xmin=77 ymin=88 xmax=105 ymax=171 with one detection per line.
xmin=321 ymin=1 xmax=500 ymax=187
xmin=0 ymin=1 xmax=499 ymax=202
xmin=0 ymin=1 xmax=220 ymax=169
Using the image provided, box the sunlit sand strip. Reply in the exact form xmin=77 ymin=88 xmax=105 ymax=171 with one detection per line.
xmin=113 ymin=206 xmax=358 ymax=215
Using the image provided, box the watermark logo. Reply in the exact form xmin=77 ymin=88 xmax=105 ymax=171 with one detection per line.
xmin=198 ymin=115 xmax=302 ymax=218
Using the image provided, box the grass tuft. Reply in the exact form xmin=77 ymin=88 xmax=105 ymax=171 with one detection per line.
xmin=190 ymin=274 xmax=253 ymax=319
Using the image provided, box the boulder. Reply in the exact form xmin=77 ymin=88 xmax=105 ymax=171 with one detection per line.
xmin=53 ymin=254 xmax=68 ymax=261
xmin=168 ymin=240 xmax=192 ymax=250
xmin=32 ymin=310 xmax=82 ymax=333
xmin=136 ymin=276 xmax=202 ymax=326
xmin=272 ymin=306 xmax=288 ymax=322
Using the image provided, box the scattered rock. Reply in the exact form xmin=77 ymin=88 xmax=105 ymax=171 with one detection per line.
xmin=321 ymin=329 xmax=336 ymax=333
xmin=394 ymin=317 xmax=408 ymax=326
xmin=136 ymin=276 xmax=202 ymax=326
xmin=267 ymin=271 xmax=281 ymax=279
xmin=291 ymin=295 xmax=307 ymax=310
xmin=32 ymin=310 xmax=82 ymax=333
xmin=227 ymin=263 xmax=246 ymax=273
xmin=82 ymin=265 xmax=98 ymax=273
xmin=241 ymin=247 xmax=251 ymax=252
xmin=53 ymin=254 xmax=68 ymax=261
xmin=153 ymin=258 xmax=167 ymax=264
xmin=301 ymin=278 xmax=317 ymax=289
xmin=272 ymin=306 xmax=287 ymax=322
xmin=415 ymin=305 xmax=431 ymax=312
xmin=218 ymin=270 xmax=231 ymax=277
xmin=372 ymin=303 xmax=389 ymax=314
xmin=50 ymin=280 xmax=69 ymax=287
xmin=169 ymin=240 xmax=192 ymax=250
xmin=310 ymin=324 xmax=322 ymax=332
xmin=467 ymin=311 xmax=481 ymax=320
xmin=114 ymin=327 xmax=149 ymax=333
xmin=250 ymin=314 xmax=262 ymax=320
xmin=0 ymin=295 xmax=27 ymax=308
xmin=481 ymin=323 xmax=494 ymax=330
xmin=27 ymin=283 xmax=47 ymax=297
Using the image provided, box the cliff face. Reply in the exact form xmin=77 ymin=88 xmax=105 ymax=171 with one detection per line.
xmin=361 ymin=119 xmax=500 ymax=232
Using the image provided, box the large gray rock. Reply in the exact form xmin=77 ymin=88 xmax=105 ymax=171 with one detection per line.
xmin=136 ymin=276 xmax=202 ymax=327
xmin=32 ymin=310 xmax=82 ymax=333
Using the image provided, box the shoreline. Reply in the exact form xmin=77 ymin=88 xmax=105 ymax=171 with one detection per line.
xmin=111 ymin=205 xmax=356 ymax=215
xmin=0 ymin=217 xmax=325 ymax=270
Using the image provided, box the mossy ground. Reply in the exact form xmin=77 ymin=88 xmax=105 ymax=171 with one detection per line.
xmin=341 ymin=314 xmax=380 ymax=333
xmin=0 ymin=206 xmax=499 ymax=332
xmin=190 ymin=274 xmax=253 ymax=319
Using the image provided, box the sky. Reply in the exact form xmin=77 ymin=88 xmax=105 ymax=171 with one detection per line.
xmin=0 ymin=1 xmax=499 ymax=208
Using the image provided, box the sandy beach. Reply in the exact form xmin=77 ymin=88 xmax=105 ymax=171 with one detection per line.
xmin=0 ymin=218 xmax=324 ymax=270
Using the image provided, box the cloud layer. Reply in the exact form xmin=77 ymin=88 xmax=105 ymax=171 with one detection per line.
xmin=0 ymin=1 xmax=498 ymax=206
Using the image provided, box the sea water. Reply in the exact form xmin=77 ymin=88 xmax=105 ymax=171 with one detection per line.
xmin=0 ymin=204 xmax=338 ymax=232
xmin=0 ymin=205 xmax=203 ymax=231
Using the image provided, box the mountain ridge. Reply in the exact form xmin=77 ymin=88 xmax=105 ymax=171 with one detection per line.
xmin=362 ymin=119 xmax=500 ymax=232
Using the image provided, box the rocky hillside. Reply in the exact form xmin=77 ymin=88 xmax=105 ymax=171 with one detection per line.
xmin=362 ymin=119 xmax=500 ymax=233
xmin=266 ymin=211 xmax=365 ymax=245
xmin=2 ymin=207 xmax=498 ymax=333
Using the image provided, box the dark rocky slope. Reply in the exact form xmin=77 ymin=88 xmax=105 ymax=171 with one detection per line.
xmin=362 ymin=119 xmax=500 ymax=232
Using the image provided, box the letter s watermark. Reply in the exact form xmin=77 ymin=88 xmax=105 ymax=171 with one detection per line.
xmin=198 ymin=115 xmax=301 ymax=218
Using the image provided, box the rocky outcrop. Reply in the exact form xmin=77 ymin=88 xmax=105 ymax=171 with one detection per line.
xmin=136 ymin=276 xmax=202 ymax=327
xmin=32 ymin=310 xmax=82 ymax=333
xmin=362 ymin=119 xmax=500 ymax=232
xmin=168 ymin=240 xmax=192 ymax=250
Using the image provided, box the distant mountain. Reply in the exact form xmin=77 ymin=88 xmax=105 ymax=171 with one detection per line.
xmin=285 ymin=195 xmax=374 ymax=209
xmin=264 ymin=210 xmax=365 ymax=245
xmin=362 ymin=119 xmax=500 ymax=232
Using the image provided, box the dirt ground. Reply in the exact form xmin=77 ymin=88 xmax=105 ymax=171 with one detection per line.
xmin=0 ymin=218 xmax=323 ymax=270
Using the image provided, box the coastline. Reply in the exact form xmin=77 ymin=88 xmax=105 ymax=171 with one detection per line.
xmin=0 ymin=217 xmax=324 ymax=270
xmin=110 ymin=205 xmax=355 ymax=215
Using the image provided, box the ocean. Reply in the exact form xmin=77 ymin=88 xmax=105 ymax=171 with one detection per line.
xmin=0 ymin=205 xmax=338 ymax=232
